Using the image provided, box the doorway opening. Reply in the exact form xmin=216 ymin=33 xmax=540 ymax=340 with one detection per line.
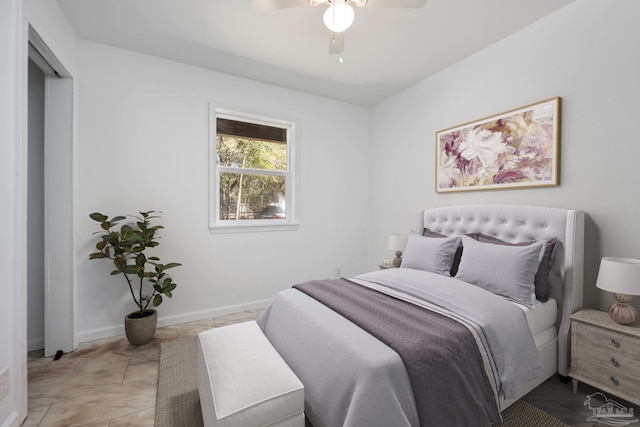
xmin=26 ymin=56 xmax=45 ymax=354
xmin=26 ymin=25 xmax=75 ymax=358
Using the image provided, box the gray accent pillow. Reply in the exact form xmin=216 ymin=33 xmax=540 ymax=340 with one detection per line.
xmin=423 ymin=228 xmax=462 ymax=276
xmin=401 ymin=231 xmax=461 ymax=276
xmin=456 ymin=235 xmax=546 ymax=307
xmin=467 ymin=233 xmax=557 ymax=302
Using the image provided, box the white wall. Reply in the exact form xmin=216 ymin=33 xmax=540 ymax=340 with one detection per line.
xmin=1 ymin=0 xmax=23 ymax=424
xmin=75 ymin=41 xmax=371 ymax=341
xmin=369 ymin=0 xmax=640 ymax=313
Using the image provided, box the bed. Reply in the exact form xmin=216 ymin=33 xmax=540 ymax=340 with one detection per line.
xmin=257 ymin=205 xmax=584 ymax=427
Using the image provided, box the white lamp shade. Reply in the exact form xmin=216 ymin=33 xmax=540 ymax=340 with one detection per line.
xmin=595 ymin=257 xmax=640 ymax=296
xmin=323 ymin=3 xmax=355 ymax=33
xmin=388 ymin=234 xmax=408 ymax=252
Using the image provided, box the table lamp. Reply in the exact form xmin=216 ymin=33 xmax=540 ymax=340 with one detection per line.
xmin=595 ymin=257 xmax=640 ymax=325
xmin=388 ymin=234 xmax=408 ymax=268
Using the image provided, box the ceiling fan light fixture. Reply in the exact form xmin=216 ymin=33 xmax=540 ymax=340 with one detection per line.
xmin=323 ymin=2 xmax=355 ymax=33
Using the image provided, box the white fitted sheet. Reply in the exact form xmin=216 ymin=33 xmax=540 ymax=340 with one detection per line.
xmin=512 ymin=297 xmax=557 ymax=336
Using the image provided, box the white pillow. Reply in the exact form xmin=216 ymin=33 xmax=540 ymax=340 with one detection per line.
xmin=400 ymin=231 xmax=461 ymax=276
xmin=456 ymin=235 xmax=546 ymax=307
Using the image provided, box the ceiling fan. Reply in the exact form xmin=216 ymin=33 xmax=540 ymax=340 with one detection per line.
xmin=250 ymin=0 xmax=427 ymax=61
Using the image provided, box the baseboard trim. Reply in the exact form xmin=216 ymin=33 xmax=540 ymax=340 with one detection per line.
xmin=27 ymin=337 xmax=44 ymax=352
xmin=77 ymin=299 xmax=272 ymax=345
xmin=1 ymin=410 xmax=20 ymax=427
xmin=155 ymin=299 xmax=271 ymax=328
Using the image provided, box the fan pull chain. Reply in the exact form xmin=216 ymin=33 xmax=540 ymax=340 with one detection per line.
xmin=331 ymin=34 xmax=343 ymax=63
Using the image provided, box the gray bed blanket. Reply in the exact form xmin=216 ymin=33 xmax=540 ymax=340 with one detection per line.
xmin=257 ymin=269 xmax=542 ymax=427
xmin=259 ymin=288 xmax=420 ymax=427
xmin=294 ymin=278 xmax=501 ymax=427
xmin=355 ymin=268 xmax=542 ymax=399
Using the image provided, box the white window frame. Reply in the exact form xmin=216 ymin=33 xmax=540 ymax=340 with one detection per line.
xmin=209 ymin=105 xmax=298 ymax=233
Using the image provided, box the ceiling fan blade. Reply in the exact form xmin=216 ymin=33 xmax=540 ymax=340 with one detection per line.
xmin=329 ymin=32 xmax=344 ymax=55
xmin=356 ymin=0 xmax=427 ymax=7
xmin=250 ymin=0 xmax=322 ymax=10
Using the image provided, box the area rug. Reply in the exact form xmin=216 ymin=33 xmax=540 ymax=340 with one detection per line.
xmin=155 ymin=337 xmax=203 ymax=427
xmin=155 ymin=336 xmax=570 ymax=427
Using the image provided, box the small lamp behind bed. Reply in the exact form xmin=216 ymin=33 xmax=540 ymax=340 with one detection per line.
xmin=388 ymin=234 xmax=408 ymax=268
xmin=596 ymin=257 xmax=640 ymax=325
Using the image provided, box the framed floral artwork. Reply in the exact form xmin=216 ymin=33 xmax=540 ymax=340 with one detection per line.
xmin=436 ymin=97 xmax=560 ymax=193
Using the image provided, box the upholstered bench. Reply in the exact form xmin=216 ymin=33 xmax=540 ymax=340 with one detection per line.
xmin=197 ymin=321 xmax=305 ymax=427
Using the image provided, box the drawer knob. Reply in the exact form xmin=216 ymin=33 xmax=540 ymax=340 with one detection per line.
xmin=611 ymin=358 xmax=620 ymax=367
xmin=611 ymin=338 xmax=620 ymax=348
xmin=610 ymin=376 xmax=620 ymax=386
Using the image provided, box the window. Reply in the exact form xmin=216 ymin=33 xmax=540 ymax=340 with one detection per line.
xmin=209 ymin=107 xmax=297 ymax=232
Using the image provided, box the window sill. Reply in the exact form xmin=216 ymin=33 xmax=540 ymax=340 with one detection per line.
xmin=209 ymin=222 xmax=300 ymax=234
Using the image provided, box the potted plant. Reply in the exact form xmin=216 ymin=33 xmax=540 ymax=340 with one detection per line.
xmin=89 ymin=211 xmax=181 ymax=345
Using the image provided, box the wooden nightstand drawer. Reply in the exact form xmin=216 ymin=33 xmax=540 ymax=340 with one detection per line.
xmin=569 ymin=309 xmax=640 ymax=406
xmin=576 ymin=322 xmax=640 ymax=360
xmin=573 ymin=358 xmax=640 ymax=398
xmin=574 ymin=339 xmax=640 ymax=377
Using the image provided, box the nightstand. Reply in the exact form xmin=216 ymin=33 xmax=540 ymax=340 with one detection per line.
xmin=569 ymin=309 xmax=640 ymax=406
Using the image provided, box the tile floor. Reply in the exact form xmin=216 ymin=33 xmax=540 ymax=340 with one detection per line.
xmin=25 ymin=310 xmax=262 ymax=426
xmin=25 ymin=309 xmax=639 ymax=427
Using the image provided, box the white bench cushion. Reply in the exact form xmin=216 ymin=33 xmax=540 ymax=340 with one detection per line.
xmin=197 ymin=321 xmax=304 ymax=427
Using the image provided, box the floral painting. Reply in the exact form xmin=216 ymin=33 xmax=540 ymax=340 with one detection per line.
xmin=436 ymin=97 xmax=560 ymax=193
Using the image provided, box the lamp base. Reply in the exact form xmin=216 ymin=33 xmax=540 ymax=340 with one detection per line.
xmin=393 ymin=251 xmax=402 ymax=268
xmin=608 ymin=293 xmax=637 ymax=325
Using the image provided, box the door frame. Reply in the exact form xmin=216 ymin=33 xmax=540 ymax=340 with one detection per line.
xmin=25 ymin=25 xmax=76 ymax=358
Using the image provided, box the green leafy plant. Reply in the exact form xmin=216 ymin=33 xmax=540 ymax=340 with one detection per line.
xmin=89 ymin=211 xmax=180 ymax=317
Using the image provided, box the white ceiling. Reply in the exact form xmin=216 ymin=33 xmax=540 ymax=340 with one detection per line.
xmin=56 ymin=0 xmax=574 ymax=106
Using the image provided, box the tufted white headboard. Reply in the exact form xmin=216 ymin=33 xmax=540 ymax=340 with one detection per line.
xmin=416 ymin=205 xmax=584 ymax=377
